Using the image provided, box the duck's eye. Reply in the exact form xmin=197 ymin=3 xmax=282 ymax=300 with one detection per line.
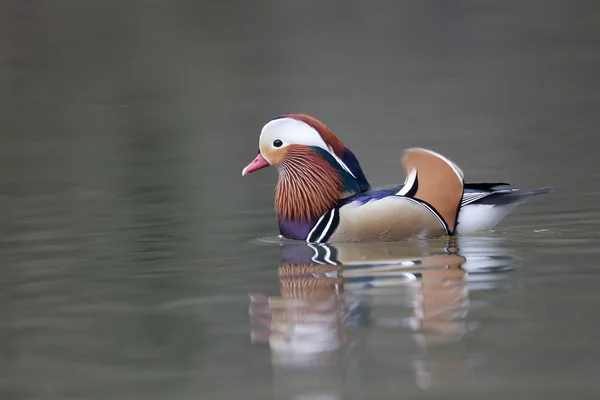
xmin=273 ymin=139 xmax=283 ymax=148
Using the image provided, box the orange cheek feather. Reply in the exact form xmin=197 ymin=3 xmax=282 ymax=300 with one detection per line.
xmin=261 ymin=145 xmax=288 ymax=166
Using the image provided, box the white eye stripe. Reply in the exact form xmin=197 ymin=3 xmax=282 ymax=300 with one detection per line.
xmin=261 ymin=118 xmax=356 ymax=178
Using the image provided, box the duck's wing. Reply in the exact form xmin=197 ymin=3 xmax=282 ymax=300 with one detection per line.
xmin=382 ymin=181 xmax=551 ymax=209
xmin=396 ymin=148 xmax=464 ymax=234
xmin=308 ymin=149 xmax=552 ymax=243
xmin=462 ymin=183 xmax=552 ymax=207
xmin=463 ymin=182 xmax=511 ymax=191
xmin=461 ymin=185 xmax=517 ymax=207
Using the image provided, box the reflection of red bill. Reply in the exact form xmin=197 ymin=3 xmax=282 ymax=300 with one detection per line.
xmin=250 ymin=329 xmax=271 ymax=344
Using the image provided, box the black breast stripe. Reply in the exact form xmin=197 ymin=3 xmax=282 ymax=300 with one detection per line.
xmin=306 ymin=208 xmax=340 ymax=243
xmin=319 ymin=208 xmax=340 ymax=243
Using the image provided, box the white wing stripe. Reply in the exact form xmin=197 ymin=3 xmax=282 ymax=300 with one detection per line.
xmin=328 ymin=146 xmax=357 ymax=178
xmin=396 ymin=168 xmax=417 ymax=196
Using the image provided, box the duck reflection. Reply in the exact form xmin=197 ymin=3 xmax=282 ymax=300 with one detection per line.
xmin=249 ymin=237 xmax=515 ymax=391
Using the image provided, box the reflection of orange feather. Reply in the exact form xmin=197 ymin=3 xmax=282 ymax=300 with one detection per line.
xmin=278 ymin=264 xmax=341 ymax=277
xmin=279 ymin=277 xmax=344 ymax=299
xmin=257 ymin=265 xmax=346 ymax=335
xmin=276 ymin=146 xmax=342 ymax=221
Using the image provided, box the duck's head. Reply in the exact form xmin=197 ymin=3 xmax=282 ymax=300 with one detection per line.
xmin=242 ymin=113 xmax=370 ymax=222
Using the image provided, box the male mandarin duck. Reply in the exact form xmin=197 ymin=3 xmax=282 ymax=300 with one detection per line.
xmin=242 ymin=113 xmax=551 ymax=243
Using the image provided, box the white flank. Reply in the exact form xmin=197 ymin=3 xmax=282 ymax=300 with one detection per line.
xmin=455 ymin=203 xmax=521 ymax=234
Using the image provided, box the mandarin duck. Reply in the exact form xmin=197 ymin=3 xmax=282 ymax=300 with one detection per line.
xmin=242 ymin=114 xmax=551 ymax=243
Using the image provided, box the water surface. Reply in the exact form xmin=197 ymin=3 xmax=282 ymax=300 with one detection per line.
xmin=1 ymin=1 xmax=600 ymax=399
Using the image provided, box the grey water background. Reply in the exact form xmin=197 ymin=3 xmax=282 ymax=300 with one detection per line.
xmin=1 ymin=1 xmax=599 ymax=399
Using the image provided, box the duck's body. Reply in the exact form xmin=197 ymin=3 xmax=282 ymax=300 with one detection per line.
xmin=242 ymin=113 xmax=550 ymax=243
xmin=280 ymin=182 xmax=550 ymax=243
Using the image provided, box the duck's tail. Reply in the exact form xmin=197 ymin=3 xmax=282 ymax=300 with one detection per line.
xmin=455 ymin=185 xmax=553 ymax=234
xmin=464 ymin=186 xmax=553 ymax=206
